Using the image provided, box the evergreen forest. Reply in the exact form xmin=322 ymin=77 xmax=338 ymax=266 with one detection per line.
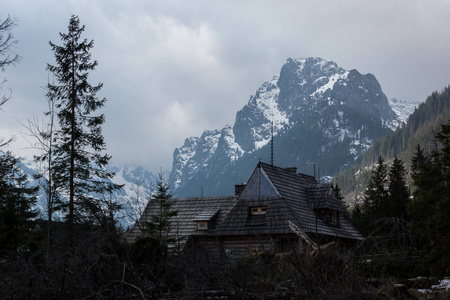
xmin=335 ymin=85 xmax=450 ymax=202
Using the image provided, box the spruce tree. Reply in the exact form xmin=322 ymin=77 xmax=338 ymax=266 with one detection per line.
xmin=411 ymin=144 xmax=428 ymax=181
xmin=144 ymin=173 xmax=178 ymax=249
xmin=431 ymin=121 xmax=450 ymax=276
xmin=387 ymin=156 xmax=410 ymax=221
xmin=435 ymin=122 xmax=450 ymax=184
xmin=333 ymin=183 xmax=345 ymax=204
xmin=408 ymin=122 xmax=450 ymax=277
xmin=362 ymin=155 xmax=388 ymax=231
xmin=46 ymin=15 xmax=121 ymax=236
xmin=0 ymin=152 xmax=38 ymax=253
xmin=387 ymin=156 xmax=410 ymax=253
xmin=408 ymin=145 xmax=435 ymax=248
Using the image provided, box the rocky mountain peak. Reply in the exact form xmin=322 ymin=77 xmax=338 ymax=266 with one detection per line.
xmin=169 ymin=57 xmax=404 ymax=197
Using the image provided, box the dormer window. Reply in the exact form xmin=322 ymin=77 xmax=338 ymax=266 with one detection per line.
xmin=197 ymin=221 xmax=208 ymax=230
xmin=246 ymin=206 xmax=267 ymax=226
xmin=318 ymin=209 xmax=340 ymax=226
xmin=193 ymin=209 xmax=220 ymax=231
xmin=248 ymin=246 xmax=259 ymax=255
xmin=250 ymin=206 xmax=267 ymax=215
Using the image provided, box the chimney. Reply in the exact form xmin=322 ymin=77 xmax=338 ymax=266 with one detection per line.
xmin=235 ymin=184 xmax=246 ymax=196
xmin=286 ymin=167 xmax=297 ymax=173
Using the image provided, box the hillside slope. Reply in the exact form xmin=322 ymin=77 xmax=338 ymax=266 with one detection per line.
xmin=334 ymin=86 xmax=450 ymax=203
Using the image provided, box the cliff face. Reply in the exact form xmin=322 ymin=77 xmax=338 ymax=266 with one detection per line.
xmin=169 ymin=57 xmax=400 ymax=197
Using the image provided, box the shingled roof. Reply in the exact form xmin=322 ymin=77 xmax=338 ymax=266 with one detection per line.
xmin=128 ymin=162 xmax=363 ymax=247
xmin=126 ymin=196 xmax=237 ymax=243
xmin=214 ymin=162 xmax=364 ymax=241
xmin=306 ymin=183 xmax=347 ymax=212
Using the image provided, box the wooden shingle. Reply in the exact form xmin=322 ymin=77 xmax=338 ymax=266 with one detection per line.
xmin=126 ymin=196 xmax=237 ymax=243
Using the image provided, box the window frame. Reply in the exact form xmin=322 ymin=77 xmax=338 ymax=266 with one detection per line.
xmin=318 ymin=209 xmax=340 ymax=227
xmin=250 ymin=206 xmax=267 ymax=215
xmin=197 ymin=221 xmax=208 ymax=230
xmin=248 ymin=246 xmax=259 ymax=255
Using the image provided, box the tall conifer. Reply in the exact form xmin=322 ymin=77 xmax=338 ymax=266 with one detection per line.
xmin=144 ymin=174 xmax=178 ymax=249
xmin=47 ymin=15 xmax=121 ymax=236
xmin=409 ymin=122 xmax=450 ymax=276
xmin=387 ymin=156 xmax=409 ymax=221
xmin=363 ymin=155 xmax=388 ymax=228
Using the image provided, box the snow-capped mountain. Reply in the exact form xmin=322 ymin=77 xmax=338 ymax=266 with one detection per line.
xmin=169 ymin=57 xmax=406 ymax=197
xmin=389 ymin=98 xmax=420 ymax=125
xmin=4 ymin=57 xmax=421 ymax=227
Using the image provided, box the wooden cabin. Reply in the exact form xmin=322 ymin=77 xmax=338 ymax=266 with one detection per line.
xmin=127 ymin=162 xmax=364 ymax=261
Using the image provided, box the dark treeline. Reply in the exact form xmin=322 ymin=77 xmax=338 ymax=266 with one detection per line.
xmin=348 ymin=120 xmax=450 ymax=279
xmin=333 ymin=86 xmax=450 ymax=283
xmin=335 ymin=86 xmax=450 ymax=199
xmin=337 ymin=84 xmax=450 ymax=281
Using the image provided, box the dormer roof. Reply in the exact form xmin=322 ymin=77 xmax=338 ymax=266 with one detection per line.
xmin=193 ymin=208 xmax=220 ymax=222
xmin=214 ymin=162 xmax=363 ymax=241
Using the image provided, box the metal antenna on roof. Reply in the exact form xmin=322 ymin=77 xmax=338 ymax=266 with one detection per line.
xmin=270 ymin=120 xmax=274 ymax=166
xmin=318 ymin=167 xmax=320 ymax=183
xmin=306 ymin=161 xmax=316 ymax=179
xmin=258 ymin=163 xmax=261 ymax=200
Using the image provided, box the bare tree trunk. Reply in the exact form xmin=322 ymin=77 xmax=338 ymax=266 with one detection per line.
xmin=18 ymin=91 xmax=57 ymax=254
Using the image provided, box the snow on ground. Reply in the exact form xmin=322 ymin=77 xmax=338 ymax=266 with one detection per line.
xmin=417 ymin=278 xmax=450 ymax=293
xmin=432 ymin=278 xmax=450 ymax=290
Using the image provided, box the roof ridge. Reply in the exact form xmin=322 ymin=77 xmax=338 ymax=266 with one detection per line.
xmin=259 ymin=161 xmax=317 ymax=180
xmin=306 ymin=182 xmax=332 ymax=188
xmin=172 ymin=196 xmax=236 ymax=201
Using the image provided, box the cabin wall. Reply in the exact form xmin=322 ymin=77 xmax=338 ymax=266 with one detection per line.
xmin=187 ymin=234 xmax=303 ymax=262
xmin=220 ymin=235 xmax=301 ymax=261
xmin=221 ymin=236 xmax=273 ymax=260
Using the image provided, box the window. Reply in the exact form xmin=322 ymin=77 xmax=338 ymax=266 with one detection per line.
xmin=248 ymin=246 xmax=259 ymax=255
xmin=250 ymin=206 xmax=267 ymax=215
xmin=197 ymin=221 xmax=208 ymax=230
xmin=318 ymin=209 xmax=339 ymax=226
xmin=327 ymin=210 xmax=339 ymax=226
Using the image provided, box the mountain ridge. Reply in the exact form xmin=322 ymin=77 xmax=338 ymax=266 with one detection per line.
xmin=169 ymin=57 xmax=411 ymax=197
xmin=2 ymin=57 xmax=420 ymax=227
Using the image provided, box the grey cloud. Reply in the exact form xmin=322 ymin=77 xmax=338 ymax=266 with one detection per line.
xmin=2 ymin=0 xmax=450 ymax=172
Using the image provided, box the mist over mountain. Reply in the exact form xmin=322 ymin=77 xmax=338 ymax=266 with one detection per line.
xmin=169 ymin=57 xmax=410 ymax=197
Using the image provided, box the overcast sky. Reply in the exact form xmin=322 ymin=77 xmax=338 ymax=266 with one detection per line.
xmin=1 ymin=0 xmax=450 ymax=172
